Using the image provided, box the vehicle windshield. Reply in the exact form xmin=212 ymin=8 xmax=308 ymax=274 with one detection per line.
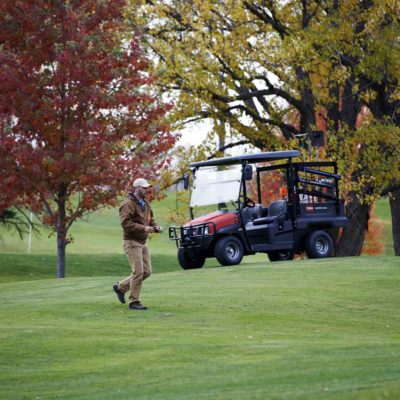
xmin=190 ymin=165 xmax=242 ymax=208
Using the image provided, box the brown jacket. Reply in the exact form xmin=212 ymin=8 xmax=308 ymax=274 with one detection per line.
xmin=119 ymin=193 xmax=157 ymax=244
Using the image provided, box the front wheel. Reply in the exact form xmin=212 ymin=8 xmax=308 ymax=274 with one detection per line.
xmin=214 ymin=236 xmax=244 ymax=266
xmin=268 ymin=250 xmax=294 ymax=262
xmin=305 ymin=230 xmax=333 ymax=258
xmin=178 ymin=249 xmax=206 ymax=270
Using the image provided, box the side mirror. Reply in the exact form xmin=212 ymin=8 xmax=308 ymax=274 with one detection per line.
xmin=182 ymin=173 xmax=190 ymax=190
xmin=244 ymin=164 xmax=253 ymax=181
xmin=218 ymin=202 xmax=227 ymax=210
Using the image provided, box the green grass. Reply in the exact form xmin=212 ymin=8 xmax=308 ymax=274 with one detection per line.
xmin=375 ymin=199 xmax=394 ymax=256
xmin=0 ymin=257 xmax=399 ymax=399
xmin=0 ymin=194 xmax=180 ymax=281
xmin=0 ymin=194 xmax=179 ymax=255
xmin=0 ymin=253 xmax=183 ymax=282
xmin=0 ymin=193 xmax=266 ymax=282
xmin=0 ymin=196 xmax=398 ymax=399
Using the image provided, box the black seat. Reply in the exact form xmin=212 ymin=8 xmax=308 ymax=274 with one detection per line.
xmin=242 ymin=204 xmax=267 ymax=223
xmin=253 ymin=201 xmax=287 ymax=225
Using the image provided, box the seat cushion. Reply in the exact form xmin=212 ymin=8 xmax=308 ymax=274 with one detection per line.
xmin=252 ymin=217 xmax=276 ymax=225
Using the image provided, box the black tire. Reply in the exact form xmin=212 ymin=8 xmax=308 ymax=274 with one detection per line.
xmin=177 ymin=249 xmax=206 ymax=270
xmin=215 ymin=236 xmax=244 ymax=266
xmin=268 ymin=250 xmax=294 ymax=262
xmin=305 ymin=230 xmax=333 ymax=258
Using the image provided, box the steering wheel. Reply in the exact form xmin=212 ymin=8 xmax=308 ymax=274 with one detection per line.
xmin=242 ymin=197 xmax=256 ymax=208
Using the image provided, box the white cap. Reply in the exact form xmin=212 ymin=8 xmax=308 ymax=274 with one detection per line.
xmin=133 ymin=178 xmax=151 ymax=188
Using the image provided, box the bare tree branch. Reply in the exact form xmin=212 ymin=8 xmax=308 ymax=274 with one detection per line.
xmin=243 ymin=1 xmax=289 ymax=39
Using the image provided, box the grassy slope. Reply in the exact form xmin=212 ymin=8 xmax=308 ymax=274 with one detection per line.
xmin=0 ymin=193 xmax=265 ymax=282
xmin=0 ymin=194 xmax=178 ymax=281
xmin=0 ymin=194 xmax=177 ymax=255
xmin=0 ymin=197 xmax=399 ymax=399
xmin=0 ymin=198 xmax=395 ymax=282
xmin=0 ymin=257 xmax=399 ymax=400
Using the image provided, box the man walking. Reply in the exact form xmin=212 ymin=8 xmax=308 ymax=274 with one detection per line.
xmin=113 ymin=178 xmax=162 ymax=310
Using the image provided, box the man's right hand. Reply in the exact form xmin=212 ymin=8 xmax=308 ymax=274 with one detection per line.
xmin=145 ymin=226 xmax=155 ymax=233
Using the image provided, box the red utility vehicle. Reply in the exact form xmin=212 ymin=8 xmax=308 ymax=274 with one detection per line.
xmin=169 ymin=151 xmax=348 ymax=269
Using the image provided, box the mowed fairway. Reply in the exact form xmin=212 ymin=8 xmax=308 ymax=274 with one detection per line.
xmin=0 ymin=197 xmax=399 ymax=399
xmin=0 ymin=257 xmax=399 ymax=400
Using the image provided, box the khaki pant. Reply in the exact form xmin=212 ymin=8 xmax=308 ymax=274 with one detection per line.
xmin=119 ymin=239 xmax=152 ymax=304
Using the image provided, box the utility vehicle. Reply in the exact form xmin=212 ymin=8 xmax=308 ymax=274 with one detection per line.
xmin=169 ymin=150 xmax=348 ymax=269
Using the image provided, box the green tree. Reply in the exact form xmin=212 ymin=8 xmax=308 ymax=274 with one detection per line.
xmin=0 ymin=208 xmax=38 ymax=241
xmin=130 ymin=0 xmax=399 ymax=256
xmin=303 ymin=0 xmax=400 ymax=255
xmin=307 ymin=0 xmax=400 ymax=254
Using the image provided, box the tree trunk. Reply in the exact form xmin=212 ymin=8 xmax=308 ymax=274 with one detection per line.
xmin=335 ymin=192 xmax=371 ymax=256
xmin=56 ymin=186 xmax=67 ymax=278
xmin=296 ymin=67 xmax=317 ymax=135
xmin=57 ymin=231 xmax=66 ymax=278
xmin=390 ymin=189 xmax=400 ymax=256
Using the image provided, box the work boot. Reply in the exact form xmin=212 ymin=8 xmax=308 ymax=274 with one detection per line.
xmin=113 ymin=283 xmax=125 ymax=304
xmin=128 ymin=301 xmax=147 ymax=310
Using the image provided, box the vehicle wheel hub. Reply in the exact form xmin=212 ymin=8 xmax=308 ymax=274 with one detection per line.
xmin=227 ymin=243 xmax=239 ymax=259
xmin=316 ymin=238 xmax=329 ymax=255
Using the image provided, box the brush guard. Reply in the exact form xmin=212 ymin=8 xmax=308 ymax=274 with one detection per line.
xmin=169 ymin=222 xmax=215 ymax=250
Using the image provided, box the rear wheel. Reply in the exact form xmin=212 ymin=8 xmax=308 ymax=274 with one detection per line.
xmin=268 ymin=250 xmax=294 ymax=262
xmin=305 ymin=230 xmax=333 ymax=258
xmin=215 ymin=236 xmax=244 ymax=266
xmin=177 ymin=249 xmax=206 ymax=270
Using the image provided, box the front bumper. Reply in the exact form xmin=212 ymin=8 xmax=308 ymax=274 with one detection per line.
xmin=169 ymin=222 xmax=215 ymax=250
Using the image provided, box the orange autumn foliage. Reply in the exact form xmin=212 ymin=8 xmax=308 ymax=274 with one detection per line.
xmin=361 ymin=203 xmax=385 ymax=256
